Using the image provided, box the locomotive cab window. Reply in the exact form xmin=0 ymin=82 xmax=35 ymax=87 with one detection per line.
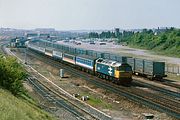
xmin=97 ymin=59 xmax=103 ymax=62
xmin=120 ymin=66 xmax=132 ymax=72
xmin=120 ymin=66 xmax=126 ymax=71
xmin=115 ymin=67 xmax=119 ymax=70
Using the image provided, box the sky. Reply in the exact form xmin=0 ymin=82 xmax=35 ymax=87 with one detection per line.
xmin=0 ymin=0 xmax=180 ymax=30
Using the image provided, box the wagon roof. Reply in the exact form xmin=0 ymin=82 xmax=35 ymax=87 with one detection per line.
xmin=76 ymin=54 xmax=97 ymax=60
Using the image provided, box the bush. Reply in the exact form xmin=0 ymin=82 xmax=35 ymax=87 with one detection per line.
xmin=0 ymin=55 xmax=27 ymax=96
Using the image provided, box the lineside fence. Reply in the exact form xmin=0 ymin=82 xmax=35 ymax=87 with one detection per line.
xmin=165 ymin=64 xmax=180 ymax=74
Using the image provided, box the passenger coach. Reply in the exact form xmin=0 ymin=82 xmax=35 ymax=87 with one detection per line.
xmin=52 ymin=50 xmax=63 ymax=60
xmin=75 ymin=55 xmax=96 ymax=74
xmin=63 ymin=53 xmax=76 ymax=65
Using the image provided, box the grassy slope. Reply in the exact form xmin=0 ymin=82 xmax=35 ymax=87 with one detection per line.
xmin=0 ymin=88 xmax=55 ymax=120
xmin=127 ymin=29 xmax=180 ymax=58
xmin=129 ymin=44 xmax=180 ymax=58
xmin=154 ymin=45 xmax=180 ymax=58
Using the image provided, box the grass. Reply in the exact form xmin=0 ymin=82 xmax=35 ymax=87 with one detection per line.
xmin=0 ymin=88 xmax=55 ymax=120
xmin=85 ymin=95 xmax=112 ymax=109
xmin=166 ymin=73 xmax=180 ymax=81
xmin=129 ymin=44 xmax=180 ymax=58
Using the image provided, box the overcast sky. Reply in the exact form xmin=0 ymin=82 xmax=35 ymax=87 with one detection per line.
xmin=0 ymin=0 xmax=180 ymax=30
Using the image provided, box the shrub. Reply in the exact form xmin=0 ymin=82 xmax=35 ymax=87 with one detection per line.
xmin=0 ymin=55 xmax=27 ymax=96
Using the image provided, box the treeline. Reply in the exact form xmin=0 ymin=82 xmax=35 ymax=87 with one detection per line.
xmin=127 ymin=28 xmax=180 ymax=57
xmin=0 ymin=55 xmax=27 ymax=96
xmin=89 ymin=31 xmax=134 ymax=39
xmin=89 ymin=28 xmax=180 ymax=57
xmin=89 ymin=31 xmax=115 ymax=38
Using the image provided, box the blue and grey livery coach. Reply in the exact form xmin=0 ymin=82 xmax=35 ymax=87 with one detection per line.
xmin=45 ymin=48 xmax=53 ymax=57
xmin=52 ymin=50 xmax=63 ymax=60
xmin=27 ymin=44 xmax=45 ymax=54
xmin=62 ymin=53 xmax=76 ymax=65
xmin=75 ymin=55 xmax=96 ymax=74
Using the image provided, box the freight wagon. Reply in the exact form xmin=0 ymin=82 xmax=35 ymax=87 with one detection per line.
xmin=86 ymin=50 xmax=94 ymax=56
xmin=144 ymin=60 xmax=166 ymax=80
xmin=103 ymin=53 xmax=110 ymax=59
xmin=69 ymin=47 xmax=76 ymax=54
xmin=127 ymin=58 xmax=135 ymax=71
xmin=93 ymin=51 xmax=103 ymax=58
xmin=127 ymin=58 xmax=166 ymax=80
xmin=134 ymin=58 xmax=144 ymax=73
xmin=103 ymin=52 xmax=128 ymax=63
xmin=76 ymin=48 xmax=86 ymax=55
xmin=116 ymin=55 xmax=128 ymax=63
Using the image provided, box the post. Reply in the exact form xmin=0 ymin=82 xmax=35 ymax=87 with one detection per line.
xmin=24 ymin=48 xmax=27 ymax=64
xmin=60 ymin=69 xmax=64 ymax=78
xmin=172 ymin=66 xmax=174 ymax=74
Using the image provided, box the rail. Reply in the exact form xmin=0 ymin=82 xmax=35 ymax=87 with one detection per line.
xmin=26 ymin=49 xmax=180 ymax=119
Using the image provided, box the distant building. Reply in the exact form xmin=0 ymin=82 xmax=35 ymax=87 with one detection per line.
xmin=25 ymin=33 xmax=38 ymax=39
xmin=35 ymin=28 xmax=55 ymax=32
xmin=39 ymin=33 xmax=50 ymax=39
xmin=10 ymin=37 xmax=27 ymax=47
xmin=115 ymin=28 xmax=120 ymax=37
xmin=153 ymin=27 xmax=170 ymax=35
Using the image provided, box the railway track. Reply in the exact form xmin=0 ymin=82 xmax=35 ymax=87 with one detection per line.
xmin=160 ymin=79 xmax=180 ymax=89
xmin=27 ymin=77 xmax=87 ymax=120
xmin=26 ymin=71 xmax=112 ymax=120
xmin=0 ymin=43 xmax=112 ymax=120
xmin=26 ymin=49 xmax=180 ymax=99
xmin=24 ymin=49 xmax=180 ymax=100
xmin=133 ymin=75 xmax=180 ymax=91
xmin=132 ymin=79 xmax=180 ymax=98
xmin=0 ymin=40 xmax=10 ymax=54
xmin=25 ymin=49 xmax=180 ymax=119
xmin=1 ymin=41 xmax=180 ymax=119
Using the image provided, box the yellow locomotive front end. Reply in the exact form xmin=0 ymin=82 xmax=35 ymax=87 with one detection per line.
xmin=114 ymin=63 xmax=133 ymax=84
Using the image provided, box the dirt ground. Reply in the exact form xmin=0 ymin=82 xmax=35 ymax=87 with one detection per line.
xmin=13 ymin=49 xmax=177 ymax=120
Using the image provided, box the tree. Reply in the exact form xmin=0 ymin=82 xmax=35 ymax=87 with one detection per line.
xmin=89 ymin=32 xmax=99 ymax=38
xmin=0 ymin=56 xmax=27 ymax=96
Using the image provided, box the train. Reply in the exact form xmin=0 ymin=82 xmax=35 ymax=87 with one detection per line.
xmin=127 ymin=58 xmax=166 ymax=80
xmin=27 ymin=42 xmax=133 ymax=84
xmin=27 ymin=39 xmax=166 ymax=81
